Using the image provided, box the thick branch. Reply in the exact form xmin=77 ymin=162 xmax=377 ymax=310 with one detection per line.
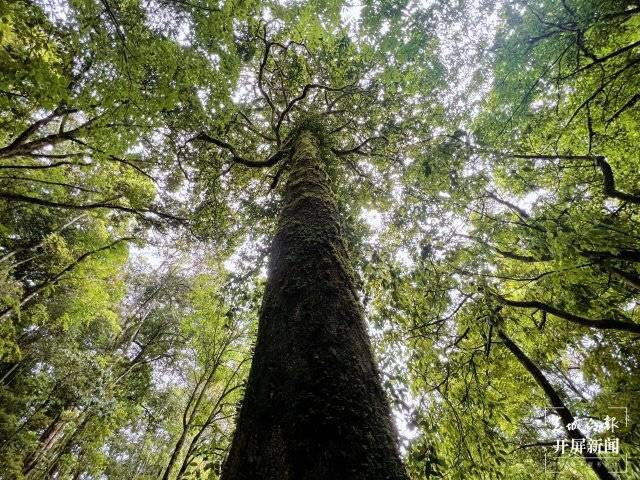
xmin=0 ymin=107 xmax=78 ymax=157
xmin=594 ymin=156 xmax=640 ymax=204
xmin=601 ymin=263 xmax=640 ymax=290
xmin=0 ymin=112 xmax=105 ymax=159
xmin=584 ymin=248 xmax=640 ymax=263
xmin=497 ymin=329 xmax=615 ymax=480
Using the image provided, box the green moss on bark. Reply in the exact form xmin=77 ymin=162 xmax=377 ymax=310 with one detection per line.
xmin=222 ymin=126 xmax=407 ymax=480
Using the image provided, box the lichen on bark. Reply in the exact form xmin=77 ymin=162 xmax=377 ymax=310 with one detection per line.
xmin=222 ymin=124 xmax=408 ymax=480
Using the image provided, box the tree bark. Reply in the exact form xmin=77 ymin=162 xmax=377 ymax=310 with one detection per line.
xmin=497 ymin=329 xmax=615 ymax=480
xmin=221 ymin=128 xmax=407 ymax=480
xmin=22 ymin=408 xmax=71 ymax=476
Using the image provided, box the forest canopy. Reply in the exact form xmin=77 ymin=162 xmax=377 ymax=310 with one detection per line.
xmin=0 ymin=0 xmax=639 ymax=479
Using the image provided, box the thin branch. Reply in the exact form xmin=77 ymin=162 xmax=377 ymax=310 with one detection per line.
xmin=485 ymin=191 xmax=530 ymax=219
xmin=493 ymin=292 xmax=640 ymax=333
xmin=0 ymin=192 xmax=185 ymax=224
xmin=564 ymin=39 xmax=640 ymax=78
xmin=0 ymin=237 xmax=136 ymax=322
xmin=502 ymin=152 xmax=640 ymax=204
xmin=275 ymin=83 xmax=353 ymax=136
xmin=0 ymin=161 xmax=93 ymax=170
xmin=331 ymin=136 xmax=388 ymax=156
xmin=67 ymin=138 xmax=158 ymax=183
xmin=0 ymin=176 xmax=103 ymax=194
xmin=191 ymin=133 xmax=290 ymax=168
xmin=455 ymin=234 xmax=551 ymax=263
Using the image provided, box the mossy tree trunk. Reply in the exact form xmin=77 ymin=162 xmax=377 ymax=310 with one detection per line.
xmin=221 ymin=128 xmax=407 ymax=480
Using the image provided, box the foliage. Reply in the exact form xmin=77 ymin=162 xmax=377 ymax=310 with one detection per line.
xmin=1 ymin=0 xmax=638 ymax=479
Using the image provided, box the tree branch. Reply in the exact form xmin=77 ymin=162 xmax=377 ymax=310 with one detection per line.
xmin=497 ymin=328 xmax=616 ymax=480
xmin=331 ymin=136 xmax=388 ymax=157
xmin=0 ymin=237 xmax=136 ymax=322
xmin=594 ymin=156 xmax=640 ymax=204
xmin=0 ymin=192 xmax=185 ymax=224
xmin=493 ymin=293 xmax=640 ymax=333
xmin=192 ymin=133 xmax=290 ymax=168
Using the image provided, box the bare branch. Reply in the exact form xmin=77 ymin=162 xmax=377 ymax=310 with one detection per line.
xmin=191 ymin=133 xmax=290 ymax=168
xmin=493 ymin=293 xmax=640 ymax=333
xmin=0 ymin=192 xmax=185 ymax=224
xmin=331 ymin=136 xmax=388 ymax=157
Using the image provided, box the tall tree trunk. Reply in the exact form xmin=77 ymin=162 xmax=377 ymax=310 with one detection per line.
xmin=41 ymin=412 xmax=91 ymax=480
xmin=221 ymin=128 xmax=407 ymax=480
xmin=22 ymin=409 xmax=70 ymax=476
xmin=497 ymin=329 xmax=615 ymax=480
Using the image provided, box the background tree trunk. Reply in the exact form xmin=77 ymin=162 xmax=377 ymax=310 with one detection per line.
xmin=22 ymin=409 xmax=69 ymax=476
xmin=221 ymin=128 xmax=407 ymax=480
